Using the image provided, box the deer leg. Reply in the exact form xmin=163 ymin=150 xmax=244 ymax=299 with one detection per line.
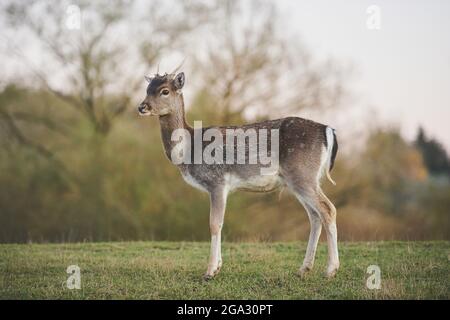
xmin=307 ymin=188 xmax=339 ymax=278
xmin=324 ymin=218 xmax=339 ymax=278
xmin=203 ymin=187 xmax=227 ymax=280
xmin=298 ymin=203 xmax=322 ymax=277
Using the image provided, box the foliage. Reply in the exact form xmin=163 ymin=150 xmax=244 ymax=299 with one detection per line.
xmin=415 ymin=127 xmax=450 ymax=178
xmin=1 ymin=86 xmax=449 ymax=242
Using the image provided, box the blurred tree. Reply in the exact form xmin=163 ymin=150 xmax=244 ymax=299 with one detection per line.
xmin=1 ymin=0 xmax=217 ymax=185
xmin=189 ymin=0 xmax=350 ymax=125
xmin=2 ymin=0 xmax=214 ymax=135
xmin=356 ymin=128 xmax=428 ymax=214
xmin=0 ymin=85 xmax=76 ymax=181
xmin=415 ymin=127 xmax=450 ymax=178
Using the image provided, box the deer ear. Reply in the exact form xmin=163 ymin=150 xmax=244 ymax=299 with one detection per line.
xmin=144 ymin=76 xmax=153 ymax=83
xmin=173 ymin=72 xmax=185 ymax=90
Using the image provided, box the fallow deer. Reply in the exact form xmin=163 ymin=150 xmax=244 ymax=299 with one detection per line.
xmin=138 ymin=68 xmax=339 ymax=280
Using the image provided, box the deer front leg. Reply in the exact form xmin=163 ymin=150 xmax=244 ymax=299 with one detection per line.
xmin=203 ymin=188 xmax=227 ymax=280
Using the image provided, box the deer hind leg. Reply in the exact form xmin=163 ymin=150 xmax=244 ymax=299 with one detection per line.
xmin=290 ymin=182 xmax=339 ymax=278
xmin=306 ymin=187 xmax=339 ymax=278
xmin=203 ymin=187 xmax=227 ymax=280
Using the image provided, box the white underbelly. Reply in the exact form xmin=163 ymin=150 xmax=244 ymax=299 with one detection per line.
xmin=180 ymin=170 xmax=283 ymax=194
xmin=225 ymin=173 xmax=283 ymax=193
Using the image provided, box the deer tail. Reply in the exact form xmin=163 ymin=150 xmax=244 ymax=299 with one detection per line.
xmin=324 ymin=126 xmax=338 ymax=186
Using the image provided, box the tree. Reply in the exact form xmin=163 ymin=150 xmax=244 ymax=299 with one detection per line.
xmin=415 ymin=127 xmax=450 ymax=177
xmin=356 ymin=128 xmax=428 ymax=214
xmin=189 ymin=0 xmax=349 ymax=125
xmin=2 ymin=0 xmax=214 ymax=135
xmin=1 ymin=0 xmax=216 ymax=181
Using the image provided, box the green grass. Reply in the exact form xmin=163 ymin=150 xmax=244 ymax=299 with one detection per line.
xmin=0 ymin=241 xmax=449 ymax=299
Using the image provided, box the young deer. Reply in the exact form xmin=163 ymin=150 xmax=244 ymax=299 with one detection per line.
xmin=138 ymin=70 xmax=339 ymax=280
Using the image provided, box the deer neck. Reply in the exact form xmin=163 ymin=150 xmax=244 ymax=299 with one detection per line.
xmin=158 ymin=95 xmax=192 ymax=162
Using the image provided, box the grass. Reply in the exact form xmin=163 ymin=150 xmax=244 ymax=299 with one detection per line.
xmin=0 ymin=241 xmax=449 ymax=299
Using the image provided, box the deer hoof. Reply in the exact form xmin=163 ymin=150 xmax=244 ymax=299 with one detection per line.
xmin=203 ymin=264 xmax=221 ymax=281
xmin=202 ymin=273 xmax=214 ymax=281
xmin=297 ymin=266 xmax=312 ymax=278
xmin=326 ymin=267 xmax=339 ymax=279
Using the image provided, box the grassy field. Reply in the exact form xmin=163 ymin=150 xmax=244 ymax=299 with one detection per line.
xmin=0 ymin=241 xmax=449 ymax=299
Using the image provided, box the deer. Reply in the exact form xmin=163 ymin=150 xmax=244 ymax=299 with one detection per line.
xmin=138 ymin=67 xmax=339 ymax=280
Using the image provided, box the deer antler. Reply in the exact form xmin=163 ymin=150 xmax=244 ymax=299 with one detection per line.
xmin=170 ymin=58 xmax=186 ymax=77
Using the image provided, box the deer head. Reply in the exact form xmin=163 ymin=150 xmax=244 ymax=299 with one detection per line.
xmin=138 ymin=72 xmax=185 ymax=116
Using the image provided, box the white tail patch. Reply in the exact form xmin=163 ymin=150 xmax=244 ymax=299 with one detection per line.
xmin=324 ymin=127 xmax=336 ymax=186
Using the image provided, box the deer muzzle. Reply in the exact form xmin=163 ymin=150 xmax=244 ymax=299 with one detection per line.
xmin=138 ymin=103 xmax=151 ymax=116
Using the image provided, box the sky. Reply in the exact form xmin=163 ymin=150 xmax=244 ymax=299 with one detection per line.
xmin=276 ymin=0 xmax=450 ymax=150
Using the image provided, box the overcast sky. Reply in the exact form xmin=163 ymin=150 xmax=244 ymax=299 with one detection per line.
xmin=276 ymin=0 xmax=450 ymax=150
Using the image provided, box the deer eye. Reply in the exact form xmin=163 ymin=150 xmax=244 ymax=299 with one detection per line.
xmin=161 ymin=89 xmax=170 ymax=96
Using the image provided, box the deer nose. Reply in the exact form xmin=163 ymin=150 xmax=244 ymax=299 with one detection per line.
xmin=138 ymin=103 xmax=151 ymax=114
